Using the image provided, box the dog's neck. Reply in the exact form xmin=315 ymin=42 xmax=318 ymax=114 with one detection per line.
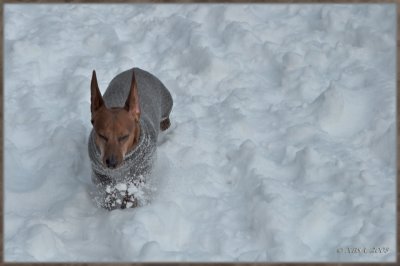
xmin=128 ymin=122 xmax=141 ymax=153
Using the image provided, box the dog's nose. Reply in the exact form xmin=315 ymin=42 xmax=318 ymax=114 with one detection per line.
xmin=105 ymin=155 xmax=117 ymax=169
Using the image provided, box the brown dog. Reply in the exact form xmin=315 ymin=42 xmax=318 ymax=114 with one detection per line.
xmin=91 ymin=70 xmax=142 ymax=169
xmin=89 ymin=68 xmax=173 ymax=209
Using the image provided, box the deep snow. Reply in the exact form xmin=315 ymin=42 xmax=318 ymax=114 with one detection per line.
xmin=4 ymin=3 xmax=396 ymax=262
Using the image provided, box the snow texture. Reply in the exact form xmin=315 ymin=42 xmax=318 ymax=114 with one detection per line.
xmin=4 ymin=3 xmax=396 ymax=262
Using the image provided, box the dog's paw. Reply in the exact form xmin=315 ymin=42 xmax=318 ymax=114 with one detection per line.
xmin=121 ymin=194 xmax=138 ymax=209
xmin=160 ymin=117 xmax=171 ymax=131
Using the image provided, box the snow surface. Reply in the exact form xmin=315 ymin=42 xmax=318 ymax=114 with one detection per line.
xmin=4 ymin=3 xmax=396 ymax=262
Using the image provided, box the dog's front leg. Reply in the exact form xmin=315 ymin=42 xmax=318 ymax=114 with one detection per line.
xmin=120 ymin=190 xmax=138 ymax=209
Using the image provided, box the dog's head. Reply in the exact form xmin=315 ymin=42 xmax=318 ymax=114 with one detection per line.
xmin=90 ymin=70 xmax=141 ymax=169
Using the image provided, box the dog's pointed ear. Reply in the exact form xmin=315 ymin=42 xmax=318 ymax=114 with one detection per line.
xmin=91 ymin=70 xmax=104 ymax=114
xmin=124 ymin=71 xmax=140 ymax=121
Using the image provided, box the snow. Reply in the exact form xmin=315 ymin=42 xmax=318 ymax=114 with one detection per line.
xmin=4 ymin=3 xmax=396 ymax=262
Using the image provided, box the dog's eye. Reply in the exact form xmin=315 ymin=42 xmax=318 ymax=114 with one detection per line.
xmin=98 ymin=134 xmax=108 ymax=142
xmin=118 ymin=135 xmax=129 ymax=142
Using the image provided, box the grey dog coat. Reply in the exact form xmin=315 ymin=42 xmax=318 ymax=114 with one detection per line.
xmin=88 ymin=68 xmax=173 ymax=209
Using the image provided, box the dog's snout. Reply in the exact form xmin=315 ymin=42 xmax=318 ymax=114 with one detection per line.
xmin=105 ymin=155 xmax=117 ymax=169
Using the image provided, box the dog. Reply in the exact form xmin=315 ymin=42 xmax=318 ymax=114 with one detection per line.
xmin=88 ymin=68 xmax=173 ymax=210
